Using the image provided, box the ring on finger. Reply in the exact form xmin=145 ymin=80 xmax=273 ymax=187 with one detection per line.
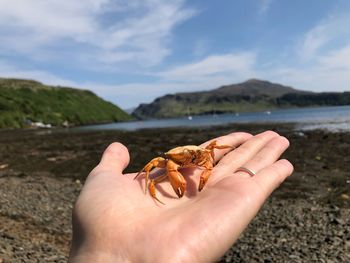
xmin=235 ymin=166 xmax=256 ymax=177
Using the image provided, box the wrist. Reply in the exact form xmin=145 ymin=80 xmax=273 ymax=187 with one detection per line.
xmin=69 ymin=251 xmax=131 ymax=263
xmin=69 ymin=240 xmax=132 ymax=263
xmin=69 ymin=246 xmax=132 ymax=263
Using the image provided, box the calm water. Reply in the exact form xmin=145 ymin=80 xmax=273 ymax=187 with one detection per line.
xmin=76 ymin=105 xmax=350 ymax=132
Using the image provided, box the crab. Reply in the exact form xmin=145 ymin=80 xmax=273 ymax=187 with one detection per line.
xmin=134 ymin=140 xmax=232 ymax=204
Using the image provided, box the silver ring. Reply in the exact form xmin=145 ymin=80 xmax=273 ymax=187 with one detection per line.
xmin=236 ymin=166 xmax=255 ymax=176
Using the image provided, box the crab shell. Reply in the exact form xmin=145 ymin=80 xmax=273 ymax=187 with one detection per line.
xmin=164 ymin=145 xmax=211 ymax=166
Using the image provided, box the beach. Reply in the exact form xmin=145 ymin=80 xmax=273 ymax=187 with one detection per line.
xmin=0 ymin=123 xmax=349 ymax=262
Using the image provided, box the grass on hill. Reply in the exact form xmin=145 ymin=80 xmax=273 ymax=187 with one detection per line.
xmin=0 ymin=78 xmax=131 ymax=128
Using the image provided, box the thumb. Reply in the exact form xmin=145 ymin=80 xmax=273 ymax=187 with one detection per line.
xmin=98 ymin=142 xmax=130 ymax=173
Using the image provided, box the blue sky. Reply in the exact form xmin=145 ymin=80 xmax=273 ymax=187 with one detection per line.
xmin=1 ymin=0 xmax=350 ymax=109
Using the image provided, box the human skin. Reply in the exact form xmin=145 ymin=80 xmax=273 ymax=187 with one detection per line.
xmin=69 ymin=130 xmax=293 ymax=263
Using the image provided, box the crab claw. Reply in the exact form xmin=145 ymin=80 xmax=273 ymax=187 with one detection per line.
xmin=198 ymin=161 xmax=213 ymax=191
xmin=169 ymin=173 xmax=186 ymax=198
xmin=198 ymin=170 xmax=210 ymax=191
xmin=167 ymin=160 xmax=186 ymax=198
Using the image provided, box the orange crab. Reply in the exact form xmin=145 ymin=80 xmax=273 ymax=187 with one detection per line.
xmin=134 ymin=140 xmax=232 ymax=204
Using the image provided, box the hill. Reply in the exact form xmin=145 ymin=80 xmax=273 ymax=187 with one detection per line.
xmin=0 ymin=78 xmax=131 ymax=128
xmin=132 ymin=79 xmax=350 ymax=119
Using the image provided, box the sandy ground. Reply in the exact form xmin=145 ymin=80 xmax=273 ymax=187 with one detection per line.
xmin=0 ymin=123 xmax=349 ymax=262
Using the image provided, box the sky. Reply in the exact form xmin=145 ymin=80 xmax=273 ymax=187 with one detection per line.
xmin=1 ymin=0 xmax=350 ymax=109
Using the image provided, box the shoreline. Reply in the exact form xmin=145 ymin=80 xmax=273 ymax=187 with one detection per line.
xmin=1 ymin=104 xmax=350 ymax=133
xmin=0 ymin=123 xmax=349 ymax=262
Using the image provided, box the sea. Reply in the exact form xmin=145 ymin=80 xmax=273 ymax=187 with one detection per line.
xmin=76 ymin=105 xmax=350 ymax=132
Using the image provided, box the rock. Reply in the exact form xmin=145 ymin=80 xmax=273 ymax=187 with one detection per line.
xmin=340 ymin=194 xmax=350 ymax=200
xmin=0 ymin=164 xmax=9 ymax=169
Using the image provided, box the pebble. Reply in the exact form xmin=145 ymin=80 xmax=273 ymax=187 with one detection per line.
xmin=0 ymin=164 xmax=9 ymax=169
xmin=219 ymin=199 xmax=350 ymax=263
xmin=340 ymin=194 xmax=350 ymax=200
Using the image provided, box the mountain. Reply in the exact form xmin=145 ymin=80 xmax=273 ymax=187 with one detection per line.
xmin=132 ymin=79 xmax=350 ymax=119
xmin=0 ymin=78 xmax=131 ymax=128
xmin=215 ymin=79 xmax=305 ymax=96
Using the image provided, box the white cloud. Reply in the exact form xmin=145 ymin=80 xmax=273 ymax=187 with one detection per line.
xmin=159 ymin=52 xmax=256 ymax=82
xmin=0 ymin=0 xmax=196 ymax=67
xmin=281 ymin=10 xmax=350 ymax=92
xmin=299 ymin=25 xmax=329 ymax=61
xmin=317 ymin=44 xmax=350 ymax=70
xmin=0 ymin=1 xmax=98 ymax=52
xmin=0 ymin=62 xmax=77 ymax=87
xmin=89 ymin=52 xmax=256 ymax=108
xmin=257 ymin=44 xmax=350 ymax=93
xmin=299 ymin=13 xmax=350 ymax=61
xmin=262 ymin=65 xmax=350 ymax=93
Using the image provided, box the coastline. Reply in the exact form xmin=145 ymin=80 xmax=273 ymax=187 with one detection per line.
xmin=0 ymin=123 xmax=349 ymax=262
xmin=74 ymin=105 xmax=350 ymax=132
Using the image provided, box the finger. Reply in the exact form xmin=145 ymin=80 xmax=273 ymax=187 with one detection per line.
xmin=200 ymin=132 xmax=253 ymax=163
xmin=97 ymin=142 xmax=130 ymax=173
xmin=234 ymin=136 xmax=290 ymax=178
xmin=253 ymin=159 xmax=294 ymax=196
xmin=216 ymin=130 xmax=280 ymax=171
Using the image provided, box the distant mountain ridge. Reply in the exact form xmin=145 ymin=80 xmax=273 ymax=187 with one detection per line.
xmin=0 ymin=78 xmax=131 ymax=128
xmin=132 ymin=79 xmax=350 ymax=119
xmin=215 ymin=79 xmax=308 ymax=96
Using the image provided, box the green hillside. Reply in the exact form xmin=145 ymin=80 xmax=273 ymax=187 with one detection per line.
xmin=0 ymin=78 xmax=131 ymax=128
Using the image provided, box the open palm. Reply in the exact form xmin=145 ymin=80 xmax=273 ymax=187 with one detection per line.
xmin=69 ymin=131 xmax=293 ymax=263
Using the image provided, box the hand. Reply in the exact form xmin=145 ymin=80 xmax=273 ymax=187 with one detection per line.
xmin=69 ymin=131 xmax=293 ymax=263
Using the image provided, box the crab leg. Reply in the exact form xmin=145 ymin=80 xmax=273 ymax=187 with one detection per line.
xmin=167 ymin=160 xmax=187 ymax=198
xmin=148 ymin=173 xmax=168 ymax=205
xmin=198 ymin=160 xmax=213 ymax=191
xmin=206 ymin=140 xmax=233 ymax=160
xmin=134 ymin=157 xmax=167 ymax=193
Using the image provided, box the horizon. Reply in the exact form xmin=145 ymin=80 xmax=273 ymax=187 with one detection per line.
xmin=0 ymin=76 xmax=347 ymax=110
xmin=1 ymin=1 xmax=350 ymax=109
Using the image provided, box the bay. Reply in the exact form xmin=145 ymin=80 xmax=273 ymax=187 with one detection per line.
xmin=76 ymin=105 xmax=350 ymax=132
